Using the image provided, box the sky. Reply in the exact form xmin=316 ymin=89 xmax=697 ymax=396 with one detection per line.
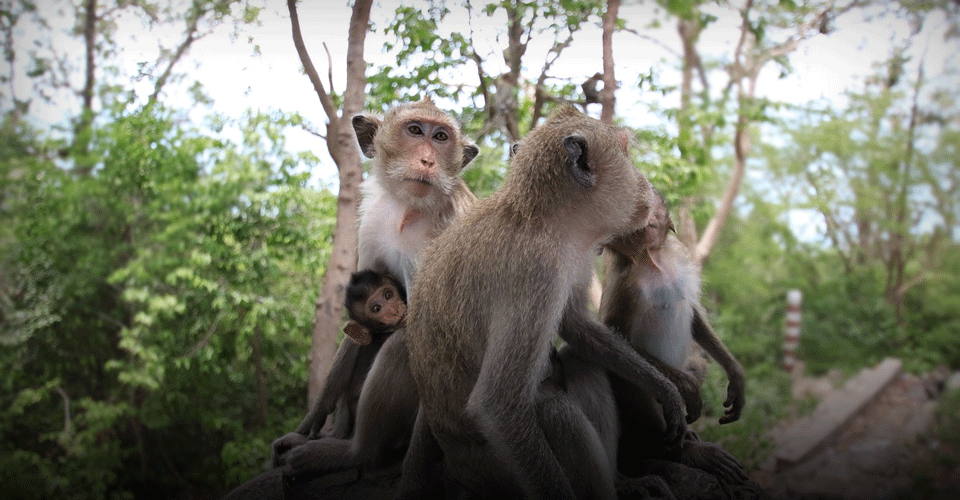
xmin=13 ymin=2 xmax=956 ymax=144
xmin=139 ymin=1 xmax=957 ymax=184
xmin=7 ymin=0 xmax=958 ymax=235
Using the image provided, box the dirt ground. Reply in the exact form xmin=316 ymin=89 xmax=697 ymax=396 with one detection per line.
xmin=753 ymin=368 xmax=960 ymax=500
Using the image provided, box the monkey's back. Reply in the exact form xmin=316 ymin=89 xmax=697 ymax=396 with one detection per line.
xmin=405 ymin=195 xmax=576 ymax=493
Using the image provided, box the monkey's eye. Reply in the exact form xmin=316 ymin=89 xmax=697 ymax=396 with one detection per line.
xmin=407 ymin=124 xmax=423 ymax=135
xmin=371 ymin=304 xmax=382 ymax=314
xmin=384 ymin=290 xmax=393 ymax=300
xmin=433 ymin=130 xmax=448 ymax=142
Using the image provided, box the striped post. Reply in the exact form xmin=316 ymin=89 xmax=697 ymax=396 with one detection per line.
xmin=784 ymin=289 xmax=802 ymax=373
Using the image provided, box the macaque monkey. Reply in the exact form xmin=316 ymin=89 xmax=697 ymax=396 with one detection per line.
xmin=342 ymin=270 xmax=407 ymax=346
xmin=353 ymin=96 xmax=479 ymax=290
xmin=272 ymin=98 xmax=478 ymax=461
xmin=271 ymin=271 xmax=407 ymax=465
xmin=399 ymin=105 xmax=686 ymax=500
xmin=601 ymin=190 xmax=747 ymax=484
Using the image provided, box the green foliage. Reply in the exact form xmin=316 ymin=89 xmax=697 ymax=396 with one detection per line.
xmin=0 ymin=104 xmax=335 ymax=498
xmin=696 ymin=362 xmax=793 ymax=471
xmin=799 ymin=260 xmax=906 ymax=375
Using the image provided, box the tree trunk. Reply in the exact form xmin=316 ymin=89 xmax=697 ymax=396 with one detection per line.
xmin=287 ymin=0 xmax=371 ymax=408
xmin=252 ymin=331 xmax=268 ymax=426
xmin=599 ymin=0 xmax=620 ymax=124
xmin=74 ymin=0 xmax=97 ymax=175
xmin=676 ymin=17 xmax=702 ymax=251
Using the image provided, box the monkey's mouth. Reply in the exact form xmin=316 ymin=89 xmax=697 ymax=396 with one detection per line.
xmin=403 ymin=177 xmax=434 ymax=198
xmin=403 ymin=177 xmax=432 ymax=186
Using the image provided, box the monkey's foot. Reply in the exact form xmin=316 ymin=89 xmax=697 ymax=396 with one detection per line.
xmin=270 ymin=432 xmax=309 ymax=468
xmin=616 ymin=473 xmax=676 ymax=500
xmin=679 ymin=441 xmax=747 ymax=486
xmin=282 ymin=438 xmax=354 ymax=478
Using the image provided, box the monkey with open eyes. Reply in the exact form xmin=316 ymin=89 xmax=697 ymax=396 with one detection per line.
xmin=353 ymin=96 xmax=479 ymax=291
xmin=397 ymin=105 xmax=687 ymax=500
xmin=270 ymin=99 xmax=479 ymax=478
xmin=270 ymin=270 xmax=407 ymax=466
xmin=601 ymin=189 xmax=747 ymax=484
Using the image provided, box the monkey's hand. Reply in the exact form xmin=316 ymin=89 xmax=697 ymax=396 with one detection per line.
xmin=616 ymin=473 xmax=676 ymax=500
xmin=674 ymin=372 xmax=703 ymax=424
xmin=270 ymin=432 xmax=309 ymax=468
xmin=719 ymin=370 xmax=746 ymax=425
xmin=655 ymin=383 xmax=687 ymax=445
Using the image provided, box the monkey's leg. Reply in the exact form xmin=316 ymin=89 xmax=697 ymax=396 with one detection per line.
xmin=271 ymin=340 xmax=363 ymax=467
xmin=614 ymin=375 xmax=746 ymax=487
xmin=557 ymin=346 xmax=619 ymax=466
xmin=394 ymin=408 xmax=444 ymax=500
xmin=319 ymin=397 xmax=354 ymax=439
xmin=537 ymin=389 xmax=618 ymax=500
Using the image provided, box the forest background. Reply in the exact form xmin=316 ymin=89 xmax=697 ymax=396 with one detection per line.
xmin=1 ymin=0 xmax=958 ymax=499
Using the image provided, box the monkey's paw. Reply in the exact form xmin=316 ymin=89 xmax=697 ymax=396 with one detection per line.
xmin=270 ymin=432 xmax=309 ymax=468
xmin=657 ymin=387 xmax=687 ymax=445
xmin=616 ymin=473 xmax=676 ymax=500
xmin=719 ymin=379 xmax=745 ymax=425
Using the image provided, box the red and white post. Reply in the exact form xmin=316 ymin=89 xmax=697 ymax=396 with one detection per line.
xmin=784 ymin=289 xmax=802 ymax=373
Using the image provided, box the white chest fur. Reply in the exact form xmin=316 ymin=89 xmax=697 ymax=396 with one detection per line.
xmin=357 ymin=176 xmax=442 ymax=288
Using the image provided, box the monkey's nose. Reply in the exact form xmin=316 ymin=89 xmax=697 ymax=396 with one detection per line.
xmin=420 ymin=159 xmax=435 ymax=168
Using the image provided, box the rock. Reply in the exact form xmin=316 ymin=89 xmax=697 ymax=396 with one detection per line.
xmin=773 ymin=358 xmax=902 ymax=471
xmin=946 ymin=371 xmax=960 ymax=392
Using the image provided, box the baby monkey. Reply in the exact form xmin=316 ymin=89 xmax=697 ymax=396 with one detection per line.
xmin=271 ymin=270 xmax=406 ymax=465
xmin=343 ymin=269 xmax=407 ymax=346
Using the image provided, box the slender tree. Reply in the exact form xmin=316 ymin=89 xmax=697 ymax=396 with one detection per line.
xmin=286 ymin=0 xmax=372 ymax=407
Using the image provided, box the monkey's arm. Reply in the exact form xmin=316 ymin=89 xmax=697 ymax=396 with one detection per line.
xmin=641 ymin=351 xmax=703 ymax=424
xmin=560 ymin=290 xmax=686 ymax=443
xmin=298 ymin=338 xmax=363 ymax=436
xmin=691 ymin=305 xmax=745 ymax=424
xmin=466 ymin=314 xmax=577 ymax=500
xmin=270 ymin=339 xmax=362 ymax=466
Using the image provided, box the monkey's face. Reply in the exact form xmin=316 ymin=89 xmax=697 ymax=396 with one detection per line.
xmin=366 ymin=284 xmax=406 ymax=328
xmin=389 ymin=119 xmax=459 ymax=200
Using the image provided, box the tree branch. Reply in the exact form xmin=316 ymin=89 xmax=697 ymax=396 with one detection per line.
xmin=55 ymin=386 xmax=72 ymax=433
xmin=287 ymin=0 xmax=338 ymax=124
xmin=147 ymin=12 xmax=202 ymax=106
xmin=600 ymin=0 xmax=620 ymax=123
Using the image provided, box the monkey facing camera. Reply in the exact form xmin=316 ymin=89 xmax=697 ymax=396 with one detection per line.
xmin=270 ymin=99 xmax=480 ymax=485
xmin=353 ymin=97 xmax=478 ymax=290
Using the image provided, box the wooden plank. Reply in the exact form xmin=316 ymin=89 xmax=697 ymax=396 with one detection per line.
xmin=774 ymin=357 xmax=902 ymax=470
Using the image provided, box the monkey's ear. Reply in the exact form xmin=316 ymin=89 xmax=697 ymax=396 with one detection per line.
xmin=352 ymin=115 xmax=380 ymax=159
xmin=461 ymin=143 xmax=480 ymax=169
xmin=563 ymin=134 xmax=596 ymax=188
xmin=509 ymin=142 xmax=520 ymax=159
xmin=343 ymin=320 xmax=372 ymax=346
